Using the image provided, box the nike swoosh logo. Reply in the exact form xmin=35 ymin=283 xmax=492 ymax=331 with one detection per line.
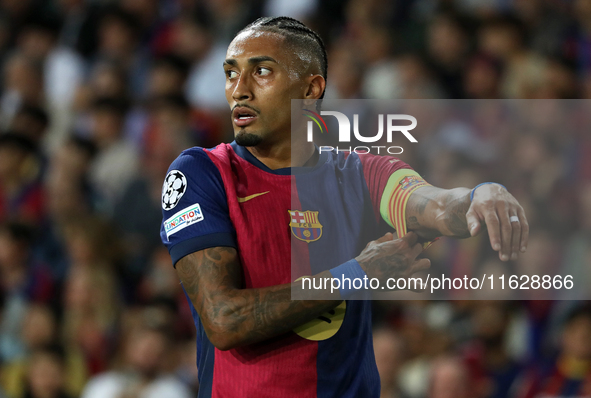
xmin=237 ymin=191 xmax=270 ymax=203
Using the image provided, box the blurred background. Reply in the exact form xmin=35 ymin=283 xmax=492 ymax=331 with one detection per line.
xmin=0 ymin=0 xmax=590 ymax=397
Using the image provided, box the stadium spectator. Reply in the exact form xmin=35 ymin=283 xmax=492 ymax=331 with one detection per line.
xmin=136 ymin=247 xmax=182 ymax=304
xmin=1 ymin=306 xmax=87 ymax=398
xmin=478 ymin=16 xmax=548 ymax=98
xmin=16 ymin=14 xmax=84 ymax=111
xmin=172 ymin=339 xmax=199 ymax=396
xmin=373 ymin=326 xmax=407 ymax=398
xmin=21 ymin=345 xmax=73 ymax=398
xmin=0 ymin=134 xmax=44 ymax=225
xmin=147 ymin=54 xmax=190 ymax=98
xmin=426 ymin=13 xmax=470 ymax=98
xmin=0 ymin=223 xmax=53 ymax=362
xmin=143 ymin=94 xmax=203 ymax=149
xmin=463 ymin=54 xmax=503 ymax=99
xmin=177 ymin=13 xmax=233 ymax=111
xmin=94 ymin=7 xmax=149 ymax=98
xmin=36 ymin=137 xmax=97 ymax=282
xmin=9 ymin=105 xmax=49 ymax=146
xmin=2 ymin=305 xmax=55 ymax=396
xmin=81 ymin=325 xmax=192 ymax=398
xmin=72 ymin=62 xmax=128 ymax=116
xmin=325 ymin=43 xmax=364 ymax=99
xmin=0 ymin=54 xmax=43 ymax=129
xmin=462 ymin=302 xmax=523 ymax=398
xmin=112 ymin=138 xmax=173 ymax=286
xmin=86 ymin=97 xmax=138 ymax=212
xmin=61 ymin=262 xmax=119 ymax=376
xmin=428 ymin=355 xmax=473 ymax=398
xmin=515 ymin=304 xmax=591 ymax=398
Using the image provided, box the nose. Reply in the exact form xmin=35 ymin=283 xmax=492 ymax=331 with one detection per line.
xmin=232 ymin=74 xmax=253 ymax=102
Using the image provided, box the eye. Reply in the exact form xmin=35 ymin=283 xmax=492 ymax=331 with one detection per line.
xmin=226 ymin=70 xmax=238 ymax=79
xmin=257 ymin=67 xmax=271 ymax=76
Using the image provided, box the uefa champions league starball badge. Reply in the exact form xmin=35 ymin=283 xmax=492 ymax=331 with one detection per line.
xmin=162 ymin=170 xmax=187 ymax=210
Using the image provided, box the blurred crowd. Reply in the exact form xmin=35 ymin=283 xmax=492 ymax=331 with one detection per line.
xmin=0 ymin=0 xmax=590 ymax=397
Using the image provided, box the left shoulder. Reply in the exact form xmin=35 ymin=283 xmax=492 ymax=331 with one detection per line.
xmin=354 ymin=152 xmax=414 ymax=174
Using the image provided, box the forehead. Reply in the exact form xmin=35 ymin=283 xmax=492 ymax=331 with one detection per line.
xmin=226 ymin=29 xmax=289 ymax=62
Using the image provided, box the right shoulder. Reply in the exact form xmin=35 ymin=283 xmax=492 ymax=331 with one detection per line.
xmin=168 ymin=143 xmax=233 ymax=171
xmin=169 ymin=145 xmax=215 ymax=166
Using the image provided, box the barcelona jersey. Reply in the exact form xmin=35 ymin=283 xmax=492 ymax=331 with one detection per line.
xmin=160 ymin=142 xmax=428 ymax=398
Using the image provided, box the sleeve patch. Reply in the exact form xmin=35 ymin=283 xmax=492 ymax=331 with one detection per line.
xmin=160 ymin=148 xmax=236 ymax=262
xmin=164 ymin=203 xmax=204 ymax=239
xmin=162 ymin=170 xmax=187 ymax=210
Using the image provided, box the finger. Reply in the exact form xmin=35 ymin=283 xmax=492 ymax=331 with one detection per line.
xmin=409 ymin=241 xmax=425 ymax=260
xmin=465 ymin=207 xmax=482 ymax=237
xmin=483 ymin=210 xmax=501 ymax=253
xmin=410 ymin=258 xmax=431 ymax=274
xmin=374 ymin=232 xmax=395 ymax=245
xmin=496 ymin=207 xmax=513 ymax=261
xmin=509 ymin=212 xmax=521 ymax=260
xmin=380 ymin=235 xmax=415 ymax=257
xmin=517 ymin=206 xmax=529 ymax=252
xmin=399 ymin=231 xmax=418 ymax=247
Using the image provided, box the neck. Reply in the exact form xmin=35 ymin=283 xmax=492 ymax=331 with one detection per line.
xmin=246 ymin=139 xmax=316 ymax=170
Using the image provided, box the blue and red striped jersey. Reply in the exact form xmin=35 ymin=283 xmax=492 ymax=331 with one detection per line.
xmin=160 ymin=142 xmax=417 ymax=397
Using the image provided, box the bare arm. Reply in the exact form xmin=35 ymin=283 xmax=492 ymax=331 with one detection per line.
xmin=176 ymin=247 xmax=340 ymax=351
xmin=176 ymin=233 xmax=429 ymax=351
xmin=405 ymin=184 xmax=529 ymax=261
xmin=405 ymin=186 xmax=473 ymax=240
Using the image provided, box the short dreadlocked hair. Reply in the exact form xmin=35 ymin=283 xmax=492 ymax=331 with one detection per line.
xmin=236 ymin=16 xmax=328 ymax=99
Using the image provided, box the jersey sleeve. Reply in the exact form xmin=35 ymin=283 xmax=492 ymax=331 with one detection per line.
xmin=160 ymin=148 xmax=236 ymax=266
xmin=359 ymin=154 xmax=430 ymax=238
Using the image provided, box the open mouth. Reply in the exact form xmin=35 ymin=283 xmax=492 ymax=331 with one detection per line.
xmin=233 ymin=107 xmax=258 ymax=126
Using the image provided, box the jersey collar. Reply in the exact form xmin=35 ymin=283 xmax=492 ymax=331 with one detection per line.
xmin=230 ymin=141 xmax=328 ymax=175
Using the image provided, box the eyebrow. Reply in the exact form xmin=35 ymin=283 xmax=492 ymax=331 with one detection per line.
xmin=223 ymin=56 xmax=278 ymax=67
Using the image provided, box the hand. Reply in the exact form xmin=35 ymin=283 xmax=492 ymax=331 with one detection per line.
xmin=355 ymin=231 xmax=431 ymax=281
xmin=466 ymin=183 xmax=529 ymax=261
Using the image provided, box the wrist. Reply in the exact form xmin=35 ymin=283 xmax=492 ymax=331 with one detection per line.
xmin=470 ymin=182 xmax=507 ymax=202
xmin=329 ymin=259 xmax=367 ymax=299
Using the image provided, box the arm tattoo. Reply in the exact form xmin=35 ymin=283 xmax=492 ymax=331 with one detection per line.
xmin=176 ymin=247 xmax=341 ymax=349
xmin=407 ymin=216 xmax=421 ymax=230
xmin=405 ymin=186 xmax=472 ymax=240
xmin=441 ymin=190 xmax=472 ymax=238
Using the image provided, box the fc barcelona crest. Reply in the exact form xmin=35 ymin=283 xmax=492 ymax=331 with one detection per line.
xmin=399 ymin=175 xmax=423 ymax=190
xmin=288 ymin=210 xmax=323 ymax=243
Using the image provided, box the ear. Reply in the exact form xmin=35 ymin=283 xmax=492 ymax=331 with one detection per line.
xmin=304 ymin=74 xmax=326 ymax=100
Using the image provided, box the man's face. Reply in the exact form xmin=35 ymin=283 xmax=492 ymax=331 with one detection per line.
xmin=224 ymin=30 xmax=309 ymax=147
